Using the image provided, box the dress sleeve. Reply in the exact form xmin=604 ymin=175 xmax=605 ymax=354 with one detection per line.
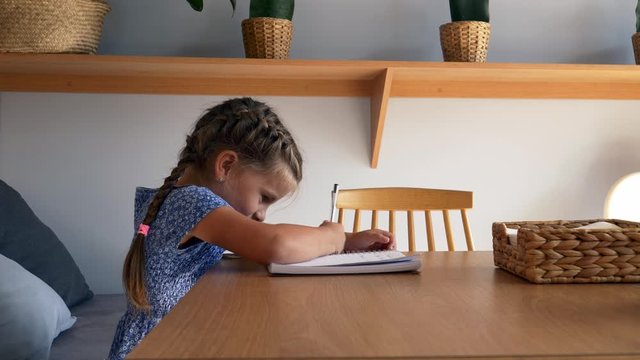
xmin=159 ymin=186 xmax=229 ymax=256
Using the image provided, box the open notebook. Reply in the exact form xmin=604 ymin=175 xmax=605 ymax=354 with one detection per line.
xmin=268 ymin=250 xmax=421 ymax=275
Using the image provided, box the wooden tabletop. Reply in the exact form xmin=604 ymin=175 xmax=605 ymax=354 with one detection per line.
xmin=127 ymin=252 xmax=640 ymax=359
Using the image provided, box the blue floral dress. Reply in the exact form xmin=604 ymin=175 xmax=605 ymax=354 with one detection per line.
xmin=108 ymin=185 xmax=228 ymax=360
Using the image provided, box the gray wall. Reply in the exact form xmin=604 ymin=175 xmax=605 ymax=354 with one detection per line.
xmin=1 ymin=0 xmax=639 ymax=294
xmin=100 ymin=0 xmax=636 ymax=63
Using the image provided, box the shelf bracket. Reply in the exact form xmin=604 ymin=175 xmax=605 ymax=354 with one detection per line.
xmin=370 ymin=68 xmax=393 ymax=168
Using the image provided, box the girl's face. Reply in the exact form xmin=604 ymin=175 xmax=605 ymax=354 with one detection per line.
xmin=221 ymin=164 xmax=297 ymax=222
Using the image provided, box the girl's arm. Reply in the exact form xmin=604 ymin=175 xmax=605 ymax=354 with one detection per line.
xmin=187 ymin=207 xmax=346 ymax=265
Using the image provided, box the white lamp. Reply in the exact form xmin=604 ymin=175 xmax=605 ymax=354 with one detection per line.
xmin=604 ymin=172 xmax=640 ymax=221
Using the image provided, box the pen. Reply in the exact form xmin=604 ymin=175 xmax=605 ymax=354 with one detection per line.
xmin=330 ymin=183 xmax=340 ymax=222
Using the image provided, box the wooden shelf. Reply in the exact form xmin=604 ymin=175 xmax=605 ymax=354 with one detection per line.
xmin=1 ymin=54 xmax=639 ymax=167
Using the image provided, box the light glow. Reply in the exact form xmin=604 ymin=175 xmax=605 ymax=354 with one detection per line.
xmin=604 ymin=172 xmax=640 ymax=221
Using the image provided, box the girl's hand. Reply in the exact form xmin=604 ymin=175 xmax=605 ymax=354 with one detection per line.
xmin=344 ymin=229 xmax=396 ymax=252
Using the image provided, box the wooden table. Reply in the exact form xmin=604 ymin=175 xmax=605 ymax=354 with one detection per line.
xmin=128 ymin=252 xmax=640 ymax=359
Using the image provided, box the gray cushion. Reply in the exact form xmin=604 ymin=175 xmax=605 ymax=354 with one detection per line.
xmin=51 ymin=294 xmax=126 ymax=360
xmin=0 ymin=179 xmax=93 ymax=307
xmin=0 ymin=254 xmax=77 ymax=360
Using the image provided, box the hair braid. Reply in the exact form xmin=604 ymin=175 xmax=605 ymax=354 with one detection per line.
xmin=122 ymin=156 xmax=193 ymax=310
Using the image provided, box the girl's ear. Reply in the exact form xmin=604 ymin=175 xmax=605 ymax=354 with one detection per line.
xmin=213 ymin=150 xmax=239 ymax=181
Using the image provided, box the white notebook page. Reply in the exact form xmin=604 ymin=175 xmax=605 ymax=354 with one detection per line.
xmin=287 ymin=250 xmax=408 ymax=267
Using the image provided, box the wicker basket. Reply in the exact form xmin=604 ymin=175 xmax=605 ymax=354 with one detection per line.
xmin=0 ymin=0 xmax=110 ymax=54
xmin=241 ymin=17 xmax=293 ymax=59
xmin=633 ymin=33 xmax=640 ymax=65
xmin=493 ymin=219 xmax=640 ymax=284
xmin=439 ymin=21 xmax=490 ymax=62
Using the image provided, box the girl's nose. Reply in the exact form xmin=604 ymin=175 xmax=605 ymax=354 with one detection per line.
xmin=252 ymin=211 xmax=265 ymax=222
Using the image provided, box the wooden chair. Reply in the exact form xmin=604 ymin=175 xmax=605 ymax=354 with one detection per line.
xmin=335 ymin=187 xmax=474 ymax=251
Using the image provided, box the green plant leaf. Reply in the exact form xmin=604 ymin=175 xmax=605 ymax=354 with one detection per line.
xmin=636 ymin=0 xmax=640 ymax=32
xmin=186 ymin=0 xmax=203 ymax=11
xmin=449 ymin=0 xmax=489 ymax=23
xmin=250 ymin=0 xmax=294 ymax=20
xmin=185 ymin=0 xmax=236 ymax=14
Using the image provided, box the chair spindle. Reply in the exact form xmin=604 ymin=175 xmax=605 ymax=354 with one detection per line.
xmin=407 ymin=210 xmax=415 ymax=252
xmin=461 ymin=209 xmax=474 ymax=251
xmin=443 ymin=209 xmax=454 ymax=251
xmin=389 ymin=211 xmax=396 ymax=236
xmin=425 ymin=210 xmax=435 ymax=251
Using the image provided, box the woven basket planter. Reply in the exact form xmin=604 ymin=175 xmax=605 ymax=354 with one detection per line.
xmin=241 ymin=17 xmax=293 ymax=59
xmin=439 ymin=21 xmax=491 ymax=62
xmin=0 ymin=0 xmax=110 ymax=54
xmin=493 ymin=219 xmax=640 ymax=284
xmin=633 ymin=33 xmax=640 ymax=65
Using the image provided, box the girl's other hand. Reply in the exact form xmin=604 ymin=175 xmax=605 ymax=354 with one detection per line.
xmin=344 ymin=229 xmax=396 ymax=252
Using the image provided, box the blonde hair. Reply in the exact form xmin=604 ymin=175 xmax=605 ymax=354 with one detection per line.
xmin=123 ymin=97 xmax=302 ymax=310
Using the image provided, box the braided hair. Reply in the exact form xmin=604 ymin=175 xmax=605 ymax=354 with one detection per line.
xmin=123 ymin=97 xmax=303 ymax=310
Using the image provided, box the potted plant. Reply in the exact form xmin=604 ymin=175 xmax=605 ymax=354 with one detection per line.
xmin=186 ymin=0 xmax=295 ymax=59
xmin=439 ymin=0 xmax=490 ymax=62
xmin=633 ymin=0 xmax=640 ymax=64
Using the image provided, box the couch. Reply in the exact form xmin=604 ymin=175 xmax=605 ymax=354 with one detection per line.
xmin=0 ymin=179 xmax=125 ymax=359
xmin=50 ymin=294 xmax=126 ymax=360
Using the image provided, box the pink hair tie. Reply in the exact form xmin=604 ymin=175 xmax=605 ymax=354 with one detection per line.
xmin=137 ymin=224 xmax=150 ymax=236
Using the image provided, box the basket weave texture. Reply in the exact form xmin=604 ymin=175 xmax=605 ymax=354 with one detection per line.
xmin=0 ymin=0 xmax=110 ymax=54
xmin=493 ymin=219 xmax=640 ymax=284
xmin=633 ymin=33 xmax=640 ymax=65
xmin=439 ymin=21 xmax=490 ymax=62
xmin=241 ymin=17 xmax=293 ymax=59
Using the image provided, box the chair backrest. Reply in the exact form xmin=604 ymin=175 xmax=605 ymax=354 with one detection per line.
xmin=336 ymin=187 xmax=474 ymax=251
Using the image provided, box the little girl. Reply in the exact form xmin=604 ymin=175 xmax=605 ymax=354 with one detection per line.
xmin=108 ymin=97 xmax=395 ymax=359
